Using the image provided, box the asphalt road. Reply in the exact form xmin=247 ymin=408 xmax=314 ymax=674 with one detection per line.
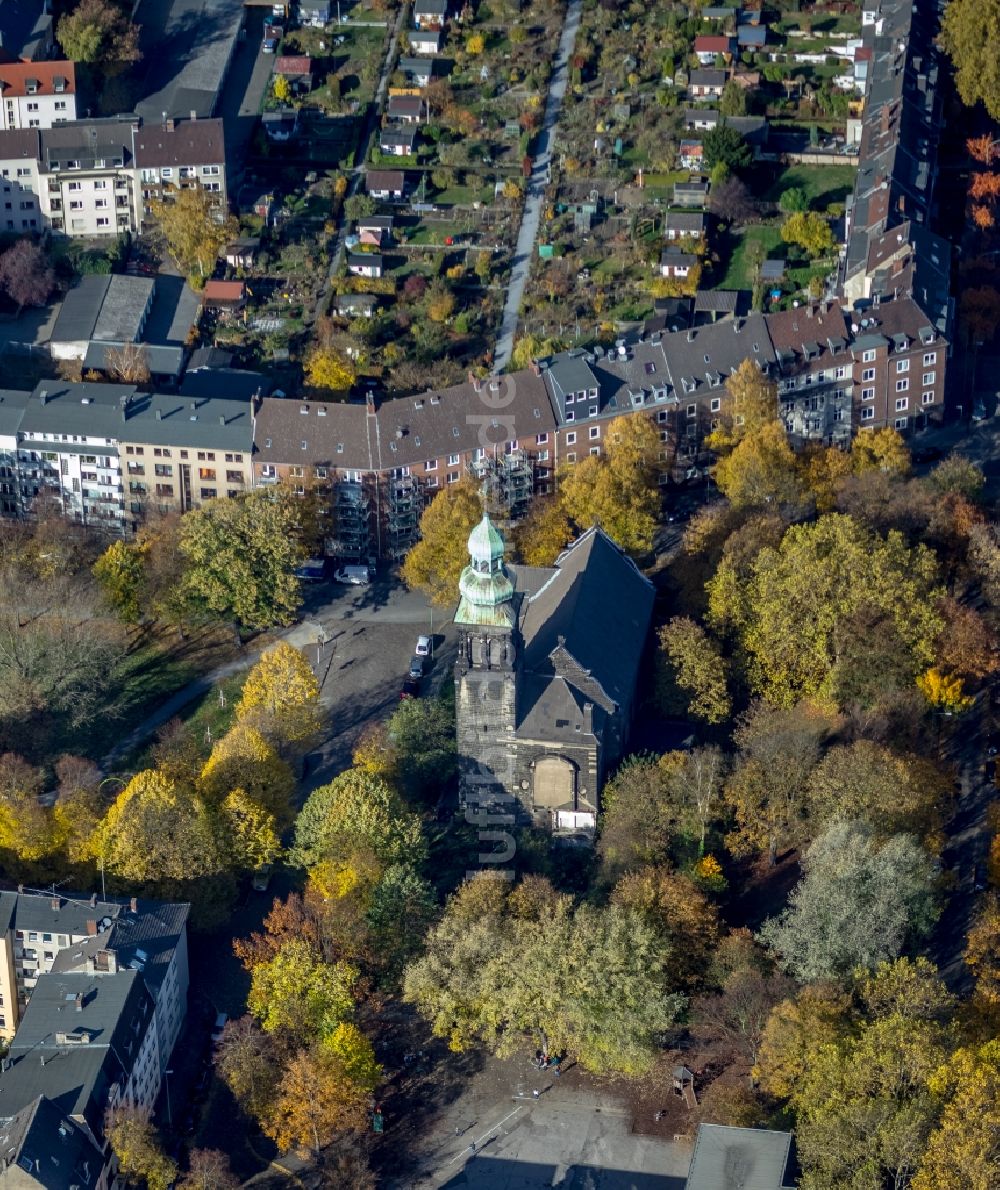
xmin=493 ymin=0 xmax=582 ymax=371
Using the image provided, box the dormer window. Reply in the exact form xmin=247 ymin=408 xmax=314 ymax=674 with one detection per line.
xmin=25 ymin=79 xmax=38 ymax=94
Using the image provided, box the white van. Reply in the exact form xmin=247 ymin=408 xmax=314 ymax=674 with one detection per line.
xmin=335 ymin=565 xmax=372 ymax=586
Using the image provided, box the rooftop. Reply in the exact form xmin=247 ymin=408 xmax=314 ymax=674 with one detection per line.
xmin=0 ymin=61 xmax=75 ymax=98
xmin=685 ymin=1124 xmax=796 ymax=1190
xmin=0 ymin=1096 xmax=103 ymax=1190
xmin=132 ymin=117 xmax=225 ymax=167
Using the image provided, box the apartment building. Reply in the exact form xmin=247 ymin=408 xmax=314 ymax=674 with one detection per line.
xmin=0 ymin=62 xmax=76 ymax=131
xmin=133 ymin=116 xmax=227 ymax=228
xmin=0 ymin=1096 xmax=109 ymax=1190
xmin=252 ymin=370 xmax=557 ymax=560
xmin=0 ymin=115 xmax=225 ymax=238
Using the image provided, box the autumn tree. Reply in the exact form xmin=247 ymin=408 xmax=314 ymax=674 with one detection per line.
xmin=57 ymin=0 xmax=140 ymax=69
xmin=612 ymin=866 xmax=720 ymax=988
xmin=199 ymin=722 xmax=295 ymax=819
xmin=713 ymin=420 xmax=803 ymax=509
xmin=708 ymin=175 xmax=755 ymax=224
xmin=754 ymin=982 xmax=852 ymax=1097
xmin=722 ymin=701 xmax=833 ymax=865
xmin=707 ymin=514 xmax=943 ymax=708
xmin=706 ymin=358 xmax=779 ymax=452
xmin=105 ymin=341 xmax=151 ymax=385
xmin=91 ymin=770 xmax=227 ymax=885
xmin=150 ymin=185 xmax=237 ymax=285
xmin=263 ymin=1044 xmax=370 ymax=1153
xmin=180 ymin=1150 xmax=240 ymax=1190
xmin=108 ymin=1113 xmax=176 ymax=1190
xmin=425 ymin=280 xmax=456 ymax=323
xmin=943 ymin=0 xmax=1000 ymax=120
xmin=966 ymin=892 xmax=1000 ymax=1006
xmin=692 ymin=946 xmax=794 ymax=1068
xmin=216 ymin=1016 xmax=283 ymax=1122
xmin=401 ymin=478 xmax=482 ymax=606
xmin=850 ymin=426 xmax=911 ymax=476
xmin=656 ymin=617 xmax=730 ymax=724
xmin=598 ymin=753 xmax=684 ymax=876
xmin=806 ymin=740 xmax=947 ymax=845
xmin=558 ymin=414 xmax=661 ymax=555
xmin=306 ymin=346 xmax=356 ymax=392
xmin=248 ymin=937 xmax=358 ymax=1044
xmin=770 ymin=959 xmax=956 ymax=1189
xmin=179 ymin=491 xmax=306 ymax=630
xmin=235 ymin=642 xmax=322 ymax=750
xmin=385 ymin=694 xmax=456 ymax=804
xmin=960 ymin=285 xmax=1000 ymax=343
xmin=514 ymin=497 xmax=572 ymax=565
xmin=0 ymin=240 xmax=54 ymax=310
xmin=780 ymin=210 xmax=835 ymax=257
xmin=913 ymin=1040 xmax=1000 ymax=1190
xmin=93 ymin=539 xmax=147 ymax=623
xmin=0 ymin=753 xmax=60 ymax=866
xmin=759 ymin=820 xmax=939 ymax=981
xmin=798 ymin=443 xmax=852 ymax=511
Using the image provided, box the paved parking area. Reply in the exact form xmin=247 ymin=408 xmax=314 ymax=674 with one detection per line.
xmin=297 ymin=579 xmax=456 ymax=785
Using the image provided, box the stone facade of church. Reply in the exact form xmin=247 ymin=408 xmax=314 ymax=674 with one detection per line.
xmin=453 ymin=515 xmax=655 ymax=837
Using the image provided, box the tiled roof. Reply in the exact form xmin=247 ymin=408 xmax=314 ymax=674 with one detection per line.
xmin=132 ymin=118 xmax=225 ymax=167
xmin=0 ymin=61 xmax=75 ymax=98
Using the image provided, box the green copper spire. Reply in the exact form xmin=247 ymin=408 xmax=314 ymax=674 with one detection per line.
xmin=455 ymin=512 xmax=515 ymax=627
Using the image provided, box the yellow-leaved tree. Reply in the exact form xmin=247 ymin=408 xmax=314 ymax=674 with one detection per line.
xmin=916 ymin=667 xmax=974 ymax=713
xmin=401 ymin=478 xmax=482 ymax=605
xmin=913 ymin=1040 xmax=1000 ymax=1190
xmin=150 ymin=186 xmax=237 ymax=286
xmin=306 ymin=346 xmax=356 ymax=393
xmin=236 ymin=642 xmax=322 ymax=751
xmin=199 ymin=722 xmax=296 ymax=821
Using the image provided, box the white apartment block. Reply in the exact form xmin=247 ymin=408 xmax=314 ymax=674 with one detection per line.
xmin=0 ymin=62 xmax=76 ymax=131
xmin=0 ymin=114 xmax=226 ymax=238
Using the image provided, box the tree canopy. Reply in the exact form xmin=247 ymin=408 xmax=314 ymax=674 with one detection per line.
xmin=942 ymin=0 xmax=1000 ymax=120
xmin=401 ymin=479 xmax=482 ymax=606
xmin=151 ymin=186 xmax=238 ymax=285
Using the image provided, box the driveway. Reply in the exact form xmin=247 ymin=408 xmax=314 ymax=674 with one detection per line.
xmin=493 ymin=0 xmax=582 ymax=371
xmin=218 ymin=8 xmax=275 ymax=190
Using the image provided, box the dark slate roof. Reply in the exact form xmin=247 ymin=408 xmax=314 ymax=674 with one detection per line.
xmin=519 ymin=528 xmax=654 ymax=712
xmin=0 ymin=1096 xmax=103 ymax=1190
xmin=38 ymin=119 xmax=133 ymax=169
xmin=0 ymin=972 xmax=154 ymax=1138
xmin=51 ymin=902 xmax=189 ymax=1001
xmin=685 ymin=1124 xmax=796 ymax=1190
xmin=0 ymin=391 xmax=30 ymax=440
xmin=179 ymin=368 xmax=269 ymax=402
xmin=664 ymin=212 xmax=705 ymax=235
xmin=49 ymin=277 xmax=112 ymax=343
xmin=187 ymin=346 xmax=234 ymax=370
xmin=661 ymin=311 xmax=775 ymax=398
xmin=694 ymin=289 xmax=740 ymax=314
xmin=11 ymin=894 xmax=122 ymax=938
xmin=254 ymin=370 xmax=557 ymax=470
xmin=689 ymin=69 xmax=727 ymax=86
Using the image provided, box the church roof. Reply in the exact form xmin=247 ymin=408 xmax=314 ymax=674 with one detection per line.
xmin=467 ymin=514 xmax=505 ymax=563
xmin=455 ymin=512 xmax=516 ymax=627
xmin=520 ymin=528 xmax=655 ymax=709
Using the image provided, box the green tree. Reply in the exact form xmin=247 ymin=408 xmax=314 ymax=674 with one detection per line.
xmin=401 ymin=479 xmax=482 ymax=606
xmin=558 ymin=414 xmax=661 ymax=555
xmin=759 ymin=820 xmax=939 ymax=982
xmin=179 ymin=491 xmax=306 ymax=630
xmin=942 ymin=0 xmax=1000 ymax=120
xmin=656 ymin=617 xmax=731 ymax=724
xmin=385 ymin=695 xmax=456 ymax=803
xmin=707 ymin=514 xmax=944 ymax=707
xmin=291 ymin=767 xmax=425 ymax=871
xmin=108 ymin=1113 xmax=177 ymax=1190
xmin=57 ymin=0 xmax=140 ymax=72
xmin=703 ymin=124 xmax=752 ymax=171
xmin=778 ymin=186 xmax=808 ymax=213
xmin=151 ymin=185 xmax=238 ymax=285
xmin=248 ymin=938 xmax=358 ymax=1043
xmin=719 ymin=81 xmax=748 ymax=116
xmin=404 ymin=875 xmax=684 ymax=1074
xmin=216 ymin=1016 xmax=282 ymax=1122
xmin=927 ymin=451 xmax=985 ymax=500
xmin=93 ymin=539 xmax=147 ymax=623
xmin=780 ymin=210 xmax=835 ymax=258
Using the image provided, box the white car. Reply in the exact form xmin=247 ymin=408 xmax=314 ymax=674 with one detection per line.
xmin=334 ymin=565 xmax=371 ymax=586
xmin=415 ymin=634 xmax=431 ymax=656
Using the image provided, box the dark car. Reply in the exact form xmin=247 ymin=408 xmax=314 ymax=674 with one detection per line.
xmin=400 ymin=676 xmax=420 ymax=699
xmin=912 ymin=445 xmax=944 ymax=464
xmin=408 ymin=655 xmax=425 ymax=679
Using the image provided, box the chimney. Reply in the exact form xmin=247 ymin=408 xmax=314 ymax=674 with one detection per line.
xmin=155 ymin=409 xmax=162 ymax=420
xmin=89 ymin=893 xmax=97 ymax=907
xmin=85 ymin=919 xmax=98 ymax=936
xmin=190 ymin=110 xmax=197 ymax=121
xmin=582 ymin=702 xmax=593 ymax=733
xmin=365 ymin=392 xmax=376 ymax=413
xmin=74 ymin=992 xmax=83 ymax=1012
xmin=50 ymin=897 xmax=60 ymax=911
xmin=164 ymin=117 xmax=175 ymax=132
xmin=38 ymin=390 xmax=48 ymax=405
xmin=129 ymin=897 xmax=137 ymax=912
xmin=686 ymin=330 xmax=695 ymax=342
xmin=219 ymin=415 xmax=225 ymax=425
xmin=806 ymin=305 xmax=814 ymax=318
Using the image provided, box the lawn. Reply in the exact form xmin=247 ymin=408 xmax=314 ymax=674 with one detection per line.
xmin=762 ymin=163 xmax=857 ymax=211
xmin=719 ymin=225 xmax=783 ymax=290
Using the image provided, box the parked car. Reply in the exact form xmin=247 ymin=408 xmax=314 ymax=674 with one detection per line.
xmin=974 ymin=862 xmax=989 ymax=893
xmin=211 ymin=1012 xmax=228 ymax=1044
xmin=415 ymin=634 xmax=431 ymax=656
xmin=334 ymin=565 xmax=371 ymax=585
xmin=409 ymin=655 xmax=425 ymax=679
xmin=912 ymin=445 xmax=944 ymax=464
xmin=262 ymin=29 xmax=281 ymax=51
xmin=294 ymin=557 xmax=326 ymax=582
xmin=252 ymin=865 xmax=273 ymax=892
xmin=400 ymin=676 xmax=420 ymax=699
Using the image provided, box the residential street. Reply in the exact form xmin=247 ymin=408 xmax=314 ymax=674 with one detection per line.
xmin=493 ymin=0 xmax=582 ymax=370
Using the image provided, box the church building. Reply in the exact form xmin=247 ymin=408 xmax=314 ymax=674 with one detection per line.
xmin=453 ymin=514 xmax=655 ymax=837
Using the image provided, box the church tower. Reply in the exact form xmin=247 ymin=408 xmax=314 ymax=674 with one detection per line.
xmin=453 ymin=512 xmax=520 ymax=807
